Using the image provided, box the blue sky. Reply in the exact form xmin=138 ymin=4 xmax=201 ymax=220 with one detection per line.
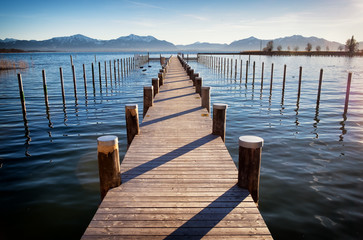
xmin=1 ymin=0 xmax=362 ymax=44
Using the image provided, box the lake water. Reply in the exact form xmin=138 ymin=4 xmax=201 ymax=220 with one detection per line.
xmin=0 ymin=52 xmax=362 ymax=239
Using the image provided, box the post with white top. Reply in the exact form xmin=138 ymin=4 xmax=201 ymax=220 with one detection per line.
xmin=152 ymin=78 xmax=159 ymax=97
xmin=238 ymin=135 xmax=264 ymax=205
xmin=125 ymin=104 xmax=140 ymax=148
xmin=212 ymin=103 xmax=228 ymax=142
xmin=97 ymin=135 xmax=121 ymax=200
xmin=201 ymin=86 xmax=210 ymax=112
xmin=143 ymin=86 xmax=153 ymax=117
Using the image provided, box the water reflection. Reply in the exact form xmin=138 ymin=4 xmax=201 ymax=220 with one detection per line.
xmin=339 ymin=114 xmax=347 ymax=141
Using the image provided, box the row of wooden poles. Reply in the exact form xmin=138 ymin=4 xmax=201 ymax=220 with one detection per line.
xmin=16 ymin=55 xmax=143 ymax=125
xmin=96 ymin=55 xmax=264 ymax=204
xmin=198 ymin=55 xmax=353 ymax=115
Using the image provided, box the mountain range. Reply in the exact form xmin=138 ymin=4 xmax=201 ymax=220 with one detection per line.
xmin=0 ymin=34 xmax=360 ymax=52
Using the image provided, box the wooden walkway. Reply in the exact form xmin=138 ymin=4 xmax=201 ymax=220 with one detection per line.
xmin=82 ymin=57 xmax=272 ymax=239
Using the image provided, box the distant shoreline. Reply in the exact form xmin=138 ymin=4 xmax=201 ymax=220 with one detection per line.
xmin=198 ymin=50 xmax=363 ymax=57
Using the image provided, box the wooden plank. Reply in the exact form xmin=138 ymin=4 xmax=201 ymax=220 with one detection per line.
xmin=82 ymin=56 xmax=271 ymax=239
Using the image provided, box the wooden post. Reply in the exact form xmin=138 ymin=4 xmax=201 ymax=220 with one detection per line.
xmin=316 ymin=69 xmax=324 ymax=109
xmin=189 ymin=69 xmax=194 ymax=80
xmin=224 ymin=58 xmax=226 ymax=76
xmin=226 ymin=59 xmax=229 ymax=77
xmin=123 ymin=59 xmax=126 ymax=77
xmin=83 ymin=64 xmax=88 ymax=95
xmin=193 ymin=73 xmax=199 ymax=86
xmin=344 ymin=72 xmax=352 ymax=115
xmin=114 ymin=60 xmax=117 ymax=83
xmin=238 ymin=135 xmax=264 ymax=204
xmin=70 ymin=55 xmax=73 ymax=66
xmin=240 ymin=60 xmax=243 ymax=82
xmin=117 ymin=59 xmax=120 ymax=80
xmin=201 ymin=86 xmax=210 ymax=112
xmin=212 ymin=103 xmax=228 ymax=142
xmin=92 ymin=63 xmax=96 ymax=94
xmin=17 ymin=73 xmax=27 ymax=122
xmin=97 ymin=135 xmax=121 ymax=200
xmin=230 ymin=58 xmax=233 ymax=78
xmin=59 ymin=67 xmax=66 ymax=105
xmin=252 ymin=61 xmax=255 ymax=84
xmin=104 ymin=61 xmax=108 ymax=88
xmin=158 ymin=72 xmax=163 ymax=86
xmin=234 ymin=59 xmax=237 ymax=79
xmin=125 ymin=104 xmax=140 ymax=147
xmin=109 ymin=60 xmax=112 ymax=83
xmin=42 ymin=69 xmax=49 ymax=108
xmin=297 ymin=66 xmax=302 ymax=103
xmin=261 ymin=62 xmax=264 ymax=90
xmin=120 ymin=58 xmax=124 ymax=79
xmin=143 ymin=86 xmax=153 ymax=117
xmin=195 ymin=77 xmax=202 ymax=95
xmin=152 ymin=78 xmax=159 ymax=97
xmin=282 ymin=64 xmax=287 ymax=94
xmin=98 ymin=62 xmax=102 ymax=91
xmin=270 ymin=63 xmax=274 ymax=94
xmin=245 ymin=61 xmax=248 ymax=84
xmin=72 ymin=64 xmax=77 ymax=99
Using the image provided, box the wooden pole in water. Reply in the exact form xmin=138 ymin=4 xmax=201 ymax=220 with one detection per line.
xmin=17 ymin=73 xmax=27 ymax=122
xmin=201 ymin=86 xmax=210 ymax=112
xmin=109 ymin=60 xmax=112 ymax=82
xmin=252 ymin=61 xmax=255 ymax=84
xmin=282 ymin=64 xmax=287 ymax=94
xmin=98 ymin=62 xmax=102 ymax=91
xmin=261 ymin=62 xmax=264 ymax=90
xmin=316 ymin=69 xmax=324 ymax=109
xmin=224 ymin=58 xmax=226 ymax=76
xmin=42 ymin=69 xmax=49 ymax=108
xmin=270 ymin=63 xmax=274 ymax=94
xmin=234 ymin=59 xmax=237 ymax=79
xmin=245 ymin=61 xmax=248 ymax=84
xmin=195 ymin=77 xmax=202 ymax=95
xmin=70 ymin=55 xmax=73 ymax=66
xmin=240 ymin=60 xmax=243 ymax=82
xmin=297 ymin=66 xmax=302 ymax=103
xmin=152 ymin=78 xmax=159 ymax=97
xmin=97 ymin=135 xmax=121 ymax=200
xmin=113 ymin=60 xmax=116 ymax=83
xmin=125 ymin=104 xmax=140 ymax=147
xmin=104 ymin=61 xmax=108 ymax=88
xmin=343 ymin=72 xmax=352 ymax=115
xmin=82 ymin=64 xmax=88 ymax=95
xmin=92 ymin=63 xmax=95 ymax=93
xmin=71 ymin=64 xmax=77 ymax=99
xmin=238 ymin=135 xmax=264 ymax=204
xmin=120 ymin=59 xmax=124 ymax=79
xmin=143 ymin=86 xmax=153 ymax=117
xmin=212 ymin=103 xmax=228 ymax=142
xmin=117 ymin=59 xmax=120 ymax=80
xmin=59 ymin=67 xmax=66 ymax=105
xmin=230 ymin=58 xmax=233 ymax=78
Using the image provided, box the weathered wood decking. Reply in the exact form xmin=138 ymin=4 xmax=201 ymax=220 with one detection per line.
xmin=82 ymin=57 xmax=272 ymax=239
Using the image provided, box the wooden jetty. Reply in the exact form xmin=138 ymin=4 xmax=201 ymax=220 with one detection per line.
xmin=82 ymin=56 xmax=272 ymax=239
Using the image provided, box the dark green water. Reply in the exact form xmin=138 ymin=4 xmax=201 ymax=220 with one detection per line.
xmin=0 ymin=52 xmax=362 ymax=239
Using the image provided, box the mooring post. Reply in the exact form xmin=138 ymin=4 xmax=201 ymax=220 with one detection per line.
xmin=113 ymin=60 xmax=116 ymax=83
xmin=245 ymin=61 xmax=248 ymax=84
xmin=297 ymin=66 xmax=303 ymax=103
xmin=158 ymin=72 xmax=163 ymax=86
xmin=261 ymin=62 xmax=264 ymax=90
xmin=316 ymin=69 xmax=324 ymax=109
xmin=195 ymin=77 xmax=202 ymax=95
xmin=104 ymin=61 xmax=108 ymax=87
xmin=70 ymin=55 xmax=73 ymax=66
xmin=59 ymin=67 xmax=66 ymax=105
xmin=282 ymin=64 xmax=287 ymax=94
xmin=152 ymin=78 xmax=159 ymax=97
xmin=143 ymin=86 xmax=153 ymax=117
xmin=17 ymin=73 xmax=27 ymax=122
xmin=97 ymin=135 xmax=121 ymax=200
xmin=270 ymin=63 xmax=274 ymax=94
xmin=238 ymin=135 xmax=264 ymax=204
xmin=189 ymin=69 xmax=194 ymax=80
xmin=240 ymin=60 xmax=243 ymax=82
xmin=344 ymin=72 xmax=352 ymax=115
xmin=82 ymin=64 xmax=88 ymax=95
xmin=201 ymin=86 xmax=210 ymax=112
xmin=125 ymin=104 xmax=140 ymax=147
xmin=91 ymin=63 xmax=95 ymax=93
xmin=98 ymin=62 xmax=102 ymax=91
xmin=42 ymin=69 xmax=49 ymax=108
xmin=109 ymin=60 xmax=112 ymax=82
xmin=252 ymin=61 xmax=256 ymax=84
xmin=71 ymin=64 xmax=77 ymax=99
xmin=212 ymin=103 xmax=228 ymax=142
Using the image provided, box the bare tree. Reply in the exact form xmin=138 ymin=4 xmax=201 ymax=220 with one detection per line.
xmin=277 ymin=45 xmax=282 ymax=51
xmin=294 ymin=46 xmax=299 ymax=51
xmin=305 ymin=43 xmax=312 ymax=52
xmin=338 ymin=45 xmax=344 ymax=51
xmin=345 ymin=35 xmax=359 ymax=53
xmin=316 ymin=45 xmax=321 ymax=52
xmin=263 ymin=41 xmax=274 ymax=52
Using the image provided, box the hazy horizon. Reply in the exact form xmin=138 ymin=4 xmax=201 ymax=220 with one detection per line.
xmin=1 ymin=0 xmax=363 ymax=45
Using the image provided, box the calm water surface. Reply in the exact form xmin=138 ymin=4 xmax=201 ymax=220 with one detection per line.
xmin=0 ymin=52 xmax=362 ymax=239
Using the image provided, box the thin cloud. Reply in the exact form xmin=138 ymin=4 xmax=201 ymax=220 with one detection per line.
xmin=124 ymin=0 xmax=167 ymax=10
xmin=183 ymin=14 xmax=208 ymax=21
